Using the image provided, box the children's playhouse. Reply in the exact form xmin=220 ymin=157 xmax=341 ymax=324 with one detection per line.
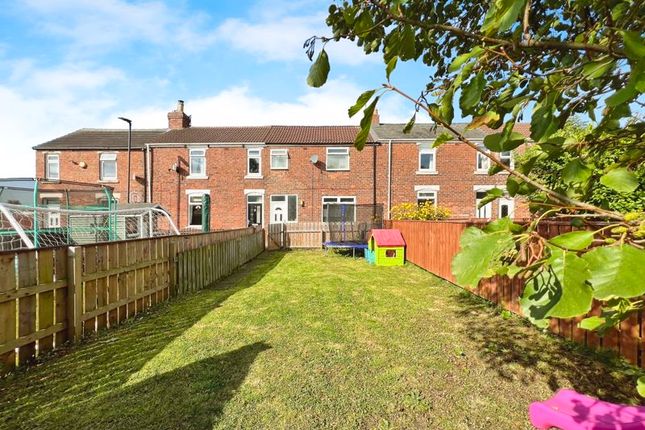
xmin=366 ymin=229 xmax=405 ymax=266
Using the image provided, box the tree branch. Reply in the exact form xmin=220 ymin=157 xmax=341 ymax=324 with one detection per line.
xmin=382 ymin=83 xmax=625 ymax=221
xmin=365 ymin=0 xmax=625 ymax=58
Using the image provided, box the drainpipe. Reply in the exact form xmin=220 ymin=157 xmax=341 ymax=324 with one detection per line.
xmin=145 ymin=144 xmax=152 ymax=203
xmin=387 ymin=139 xmax=392 ymax=219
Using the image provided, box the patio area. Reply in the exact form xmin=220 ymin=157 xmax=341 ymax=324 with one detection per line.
xmin=0 ymin=251 xmax=639 ymax=429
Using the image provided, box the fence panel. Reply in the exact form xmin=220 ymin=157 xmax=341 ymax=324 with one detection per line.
xmin=388 ymin=219 xmax=643 ymax=367
xmin=0 ymin=247 xmax=69 ymax=373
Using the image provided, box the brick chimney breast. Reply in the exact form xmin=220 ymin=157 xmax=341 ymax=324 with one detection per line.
xmin=168 ymin=99 xmax=191 ymax=129
xmin=371 ymin=108 xmax=380 ymax=125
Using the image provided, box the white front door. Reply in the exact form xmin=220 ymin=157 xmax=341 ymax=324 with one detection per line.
xmin=270 ymin=196 xmax=287 ymax=223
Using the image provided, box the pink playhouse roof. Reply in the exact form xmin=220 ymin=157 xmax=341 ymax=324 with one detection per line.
xmin=371 ymin=229 xmax=405 ymax=247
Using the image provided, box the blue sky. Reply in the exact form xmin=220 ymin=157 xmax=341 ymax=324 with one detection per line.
xmin=0 ymin=0 xmax=433 ymax=177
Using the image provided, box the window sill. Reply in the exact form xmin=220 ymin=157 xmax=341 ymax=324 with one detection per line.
xmin=416 ymin=170 xmax=438 ymax=175
xmin=474 ymin=170 xmax=489 ymax=175
xmin=245 ymin=174 xmax=264 ymax=179
xmin=326 ymin=169 xmax=350 ymax=172
xmin=99 ymin=179 xmax=119 ymax=183
xmin=270 ymin=167 xmax=289 ymax=171
xmin=186 ymin=175 xmax=209 ymax=180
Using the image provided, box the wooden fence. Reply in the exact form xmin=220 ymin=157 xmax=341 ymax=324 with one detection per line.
xmin=0 ymin=227 xmax=264 ymax=374
xmin=267 ymin=222 xmax=377 ymax=249
xmin=386 ymin=219 xmax=642 ymax=368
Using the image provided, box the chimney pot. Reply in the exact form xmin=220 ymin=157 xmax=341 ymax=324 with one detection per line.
xmin=177 ymin=100 xmax=184 ymax=113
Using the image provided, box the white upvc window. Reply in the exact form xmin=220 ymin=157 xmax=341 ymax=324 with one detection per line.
xmin=476 ymin=146 xmax=513 ymax=172
xmin=499 ymin=151 xmax=513 ymax=168
xmin=476 ymin=146 xmax=490 ymax=173
xmin=326 ymin=147 xmax=350 ymax=171
xmin=499 ymin=197 xmax=515 ymax=218
xmin=322 ymin=196 xmax=356 ymax=222
xmin=45 ymin=154 xmax=59 ymax=180
xmin=247 ymin=148 xmax=262 ymax=177
xmin=270 ymin=149 xmax=289 ymax=170
xmin=417 ymin=148 xmax=436 ymax=173
xmin=189 ymin=148 xmax=207 ymax=177
xmin=416 ymin=190 xmax=437 ymax=206
xmin=99 ymin=153 xmax=117 ymax=181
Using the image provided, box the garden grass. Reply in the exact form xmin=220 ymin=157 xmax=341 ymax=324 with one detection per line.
xmin=0 ymin=250 xmax=640 ymax=429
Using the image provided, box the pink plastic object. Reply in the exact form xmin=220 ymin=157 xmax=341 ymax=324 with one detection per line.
xmin=529 ymin=389 xmax=645 ymax=430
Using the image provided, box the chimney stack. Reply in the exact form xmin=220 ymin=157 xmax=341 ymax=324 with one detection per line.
xmin=371 ymin=108 xmax=380 ymax=125
xmin=168 ymin=99 xmax=191 ymax=129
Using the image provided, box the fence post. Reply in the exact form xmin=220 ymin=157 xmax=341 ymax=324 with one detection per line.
xmin=169 ymin=238 xmax=177 ymax=297
xmin=66 ymin=246 xmax=83 ymax=342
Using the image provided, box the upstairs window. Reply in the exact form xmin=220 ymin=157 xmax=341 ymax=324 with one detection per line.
xmin=326 ymin=147 xmax=349 ymax=171
xmin=247 ymin=148 xmax=262 ymax=177
xmin=270 ymin=149 xmax=289 ymax=170
xmin=99 ymin=153 xmax=117 ymax=181
xmin=189 ymin=148 xmax=206 ymax=177
xmin=476 ymin=147 xmax=490 ymax=172
xmin=45 ymin=154 xmax=59 ymax=180
xmin=418 ymin=148 xmax=436 ymax=173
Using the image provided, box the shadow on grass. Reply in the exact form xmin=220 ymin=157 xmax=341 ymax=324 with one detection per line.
xmin=450 ymin=290 xmax=641 ymax=405
xmin=0 ymin=251 xmax=284 ymax=429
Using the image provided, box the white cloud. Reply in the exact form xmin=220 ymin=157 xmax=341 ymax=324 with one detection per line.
xmin=215 ymin=14 xmax=377 ymax=66
xmin=104 ymin=79 xmax=409 ymax=129
xmin=17 ymin=0 xmax=218 ymax=53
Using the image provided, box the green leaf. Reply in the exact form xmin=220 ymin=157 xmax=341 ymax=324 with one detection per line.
xmin=484 ymin=217 xmax=523 ymax=234
xmin=579 ymin=316 xmax=607 ymax=331
xmin=460 ymin=72 xmax=485 ymax=112
xmin=433 ymin=132 xmax=453 ymax=148
xmin=637 ymin=376 xmax=645 ymax=398
xmin=451 ymin=227 xmax=515 ymax=288
xmin=584 ymin=245 xmax=645 ymax=300
xmin=605 ymin=80 xmax=638 ymax=107
xmin=530 ymin=105 xmax=558 ymax=143
xmin=477 ymin=188 xmax=504 ymax=208
xmin=399 ymin=25 xmax=416 ymax=60
xmin=524 ymin=248 xmax=592 ymax=319
xmin=466 ymin=111 xmax=499 ymax=130
xmin=402 ymin=113 xmax=416 ymax=134
xmin=348 ymin=89 xmax=376 ymax=118
xmin=483 ymin=132 xmax=524 ymax=152
xmin=354 ymin=96 xmax=380 ymax=150
xmin=385 ymin=56 xmax=398 ymax=81
xmin=448 ymin=47 xmax=483 ymax=73
xmin=549 ymin=230 xmax=595 ymax=251
xmin=307 ymin=49 xmax=330 ymax=88
xmin=354 ymin=10 xmax=374 ymax=35
xmin=600 ymin=168 xmax=639 ymax=193
xmin=622 ymin=31 xmax=645 ymax=61
xmin=439 ymin=88 xmax=454 ymax=124
xmin=481 ymin=0 xmax=527 ymax=35
xmin=562 ymin=159 xmax=592 ymax=185
xmin=582 ymin=57 xmax=615 ymax=79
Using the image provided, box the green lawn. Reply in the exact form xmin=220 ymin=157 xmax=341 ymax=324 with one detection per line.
xmin=0 ymin=251 xmax=640 ymax=429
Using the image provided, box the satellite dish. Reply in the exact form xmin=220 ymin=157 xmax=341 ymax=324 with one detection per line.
xmin=310 ymin=154 xmax=319 ymax=164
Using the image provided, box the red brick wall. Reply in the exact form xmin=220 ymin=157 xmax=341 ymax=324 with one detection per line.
xmin=390 ymin=141 xmax=529 ymax=219
xmin=35 ymin=141 xmax=529 ymax=230
xmin=35 ymin=149 xmax=146 ymax=203
xmin=149 ymin=144 xmax=386 ymax=231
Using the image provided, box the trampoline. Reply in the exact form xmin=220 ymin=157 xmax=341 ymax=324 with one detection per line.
xmin=322 ymin=241 xmax=368 ymax=258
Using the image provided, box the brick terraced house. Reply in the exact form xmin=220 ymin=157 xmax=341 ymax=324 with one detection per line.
xmin=33 ymin=101 xmax=529 ymax=231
